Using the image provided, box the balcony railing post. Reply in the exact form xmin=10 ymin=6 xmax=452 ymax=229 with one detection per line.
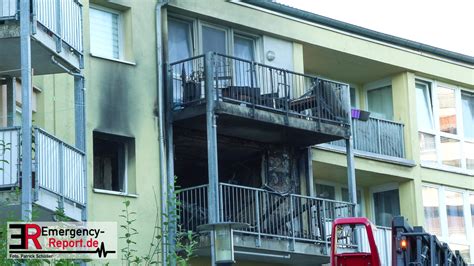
xmin=322 ymin=200 xmax=328 ymax=255
xmin=289 ymin=195 xmax=295 ymax=251
xmin=58 ymin=142 xmax=65 ymax=209
xmin=55 ymin=0 xmax=62 ymax=53
xmin=376 ymin=118 xmax=382 ymax=154
xmin=33 ymin=128 xmax=39 ymax=201
xmin=255 ymin=189 xmax=261 ymax=247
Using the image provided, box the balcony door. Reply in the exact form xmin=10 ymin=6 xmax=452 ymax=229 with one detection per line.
xmin=371 ymin=184 xmax=400 ymax=227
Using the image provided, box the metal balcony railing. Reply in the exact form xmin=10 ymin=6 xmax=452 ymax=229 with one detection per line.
xmin=328 ymin=117 xmax=405 ymax=158
xmin=0 ymin=127 xmax=86 ymax=206
xmin=177 ymin=183 xmax=355 ymax=252
xmin=0 ymin=0 xmax=83 ymax=54
xmin=170 ymin=53 xmax=351 ymax=127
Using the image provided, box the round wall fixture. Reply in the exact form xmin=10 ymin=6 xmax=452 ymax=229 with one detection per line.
xmin=266 ymin=50 xmax=276 ymax=61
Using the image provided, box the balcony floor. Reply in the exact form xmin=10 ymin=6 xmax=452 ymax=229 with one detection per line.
xmin=173 ymin=101 xmax=349 ymax=147
xmin=0 ymin=22 xmax=81 ymax=76
xmin=195 ymin=233 xmax=330 ymax=265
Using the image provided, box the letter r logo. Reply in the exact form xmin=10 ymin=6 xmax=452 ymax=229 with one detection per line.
xmin=9 ymin=223 xmax=42 ymax=250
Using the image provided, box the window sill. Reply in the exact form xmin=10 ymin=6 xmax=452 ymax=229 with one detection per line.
xmin=93 ymin=188 xmax=138 ymax=198
xmin=420 ymin=163 xmax=474 ymax=176
xmin=90 ymin=53 xmax=137 ymax=66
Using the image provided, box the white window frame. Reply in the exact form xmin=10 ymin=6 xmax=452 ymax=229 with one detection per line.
xmin=89 ymin=4 xmax=124 ymax=60
xmin=168 ymin=17 xmax=195 ymax=63
xmin=422 ymin=183 xmax=474 ymax=261
xmin=369 ymin=183 xmax=400 ymax=227
xmin=415 ymin=76 xmax=474 ymax=175
xmin=198 ymin=21 xmax=230 ymax=55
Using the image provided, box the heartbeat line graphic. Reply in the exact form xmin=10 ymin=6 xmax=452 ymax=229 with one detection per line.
xmin=10 ymin=242 xmax=116 ymax=258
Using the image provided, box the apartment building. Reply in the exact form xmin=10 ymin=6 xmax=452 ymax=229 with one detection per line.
xmin=0 ymin=0 xmax=473 ymax=265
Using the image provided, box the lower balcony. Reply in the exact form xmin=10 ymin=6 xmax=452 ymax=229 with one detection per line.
xmin=178 ymin=183 xmax=357 ymax=264
xmin=0 ymin=127 xmax=85 ymax=221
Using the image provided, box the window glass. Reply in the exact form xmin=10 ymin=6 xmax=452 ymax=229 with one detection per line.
xmin=315 ymin=184 xmax=335 ymax=199
xmin=445 ymin=190 xmax=466 ymax=240
xmin=90 ymin=7 xmax=120 ymax=59
xmin=373 ymin=189 xmax=400 ymax=227
xmin=471 ymin=194 xmax=474 ymax=226
xmin=342 ymin=188 xmax=362 ymax=216
xmin=440 ymin=137 xmax=461 ymax=167
xmin=461 ymin=91 xmax=474 ymax=139
xmin=202 ymin=26 xmax=226 ymax=54
xmin=350 ymin=87 xmax=356 ymax=108
xmin=367 ymin=86 xmax=393 ymax=120
xmin=234 ymin=35 xmax=254 ymax=61
xmin=416 ymin=82 xmax=434 ymax=130
xmin=419 ymin=133 xmax=437 ymax=164
xmin=422 ymin=186 xmax=442 ymax=236
xmin=437 ymin=86 xmax=457 ymax=134
xmin=168 ymin=19 xmax=192 ymax=63
xmin=466 ymin=142 xmax=474 ymax=170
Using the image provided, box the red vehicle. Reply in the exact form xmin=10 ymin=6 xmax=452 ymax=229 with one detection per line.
xmin=330 ymin=217 xmax=381 ymax=266
xmin=330 ymin=216 xmax=468 ymax=266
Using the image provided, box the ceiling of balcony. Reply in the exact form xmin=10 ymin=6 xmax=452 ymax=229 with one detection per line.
xmin=303 ymin=44 xmax=405 ymax=86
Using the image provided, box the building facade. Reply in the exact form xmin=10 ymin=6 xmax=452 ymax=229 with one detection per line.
xmin=0 ymin=0 xmax=473 ymax=265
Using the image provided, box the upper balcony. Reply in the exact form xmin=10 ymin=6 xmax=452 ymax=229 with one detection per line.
xmin=169 ymin=53 xmax=351 ymax=147
xmin=0 ymin=127 xmax=86 ymax=221
xmin=0 ymin=0 xmax=83 ymax=76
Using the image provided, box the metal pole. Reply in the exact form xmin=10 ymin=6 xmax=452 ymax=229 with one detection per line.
xmin=74 ymin=76 xmax=85 ymax=151
xmin=345 ymin=84 xmax=357 ymax=216
xmin=205 ymin=52 xmax=219 ymax=266
xmin=20 ymin=0 xmax=33 ymax=222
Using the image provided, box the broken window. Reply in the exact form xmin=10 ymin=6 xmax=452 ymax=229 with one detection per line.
xmin=93 ymin=132 xmax=129 ymax=192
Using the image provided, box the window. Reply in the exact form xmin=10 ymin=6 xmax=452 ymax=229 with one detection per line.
xmin=234 ymin=35 xmax=254 ymax=61
xmin=168 ymin=19 xmax=193 ymax=63
xmin=416 ymin=82 xmax=434 ymax=130
xmin=315 ymin=184 xmax=335 ymax=199
xmin=93 ymin=132 xmax=133 ymax=193
xmin=350 ymin=87 xmax=357 ymax=108
xmin=445 ymin=190 xmax=466 ymax=240
xmin=202 ymin=25 xmax=227 ymax=54
xmin=367 ymin=85 xmax=393 ymax=120
xmin=342 ymin=188 xmax=362 ymax=216
xmin=422 ymin=186 xmax=442 ymax=236
xmin=422 ymin=184 xmax=474 ymax=264
xmin=90 ymin=6 xmax=122 ymax=59
xmin=437 ymin=86 xmax=457 ymax=134
xmin=372 ymin=189 xmax=400 ymax=227
xmin=416 ymin=78 xmax=474 ymax=173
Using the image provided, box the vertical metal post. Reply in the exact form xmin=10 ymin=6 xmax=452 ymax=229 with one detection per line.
xmin=255 ymin=190 xmax=261 ymax=247
xmin=58 ymin=143 xmax=65 ymax=209
xmin=74 ymin=75 xmax=87 ymax=222
xmin=55 ymin=0 xmax=62 ymax=53
xmin=6 ymin=77 xmax=16 ymax=126
xmin=289 ymin=195 xmax=295 ymax=251
xmin=74 ymin=76 xmax=85 ymax=150
xmin=205 ymin=52 xmax=219 ymax=266
xmin=345 ymin=83 xmax=357 ymax=216
xmin=306 ymin=148 xmax=314 ymax=197
xmin=20 ymin=0 xmax=33 ymax=222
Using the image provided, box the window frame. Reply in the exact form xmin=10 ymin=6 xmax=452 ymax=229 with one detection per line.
xmin=198 ymin=21 xmax=230 ymax=55
xmin=422 ymin=183 xmax=473 ymax=261
xmin=89 ymin=4 xmax=124 ymax=60
xmin=415 ymin=77 xmax=474 ymax=175
xmin=167 ymin=15 xmax=196 ymax=63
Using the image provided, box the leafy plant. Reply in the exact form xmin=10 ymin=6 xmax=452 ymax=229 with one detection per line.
xmin=118 ymin=177 xmax=197 ymax=265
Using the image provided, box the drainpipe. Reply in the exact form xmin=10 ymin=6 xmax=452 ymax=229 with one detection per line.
xmin=156 ymin=1 xmax=170 ymax=265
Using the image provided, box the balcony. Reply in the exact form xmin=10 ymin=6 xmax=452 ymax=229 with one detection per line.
xmin=178 ymin=183 xmax=394 ymax=264
xmin=169 ymin=53 xmax=351 ymax=147
xmin=0 ymin=0 xmax=83 ymax=75
xmin=178 ymin=183 xmax=355 ymax=264
xmin=0 ymin=127 xmax=85 ymax=221
xmin=319 ymin=117 xmax=411 ymax=164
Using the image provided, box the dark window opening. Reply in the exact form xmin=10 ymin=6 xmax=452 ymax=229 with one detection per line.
xmin=93 ymin=132 xmax=128 ymax=192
